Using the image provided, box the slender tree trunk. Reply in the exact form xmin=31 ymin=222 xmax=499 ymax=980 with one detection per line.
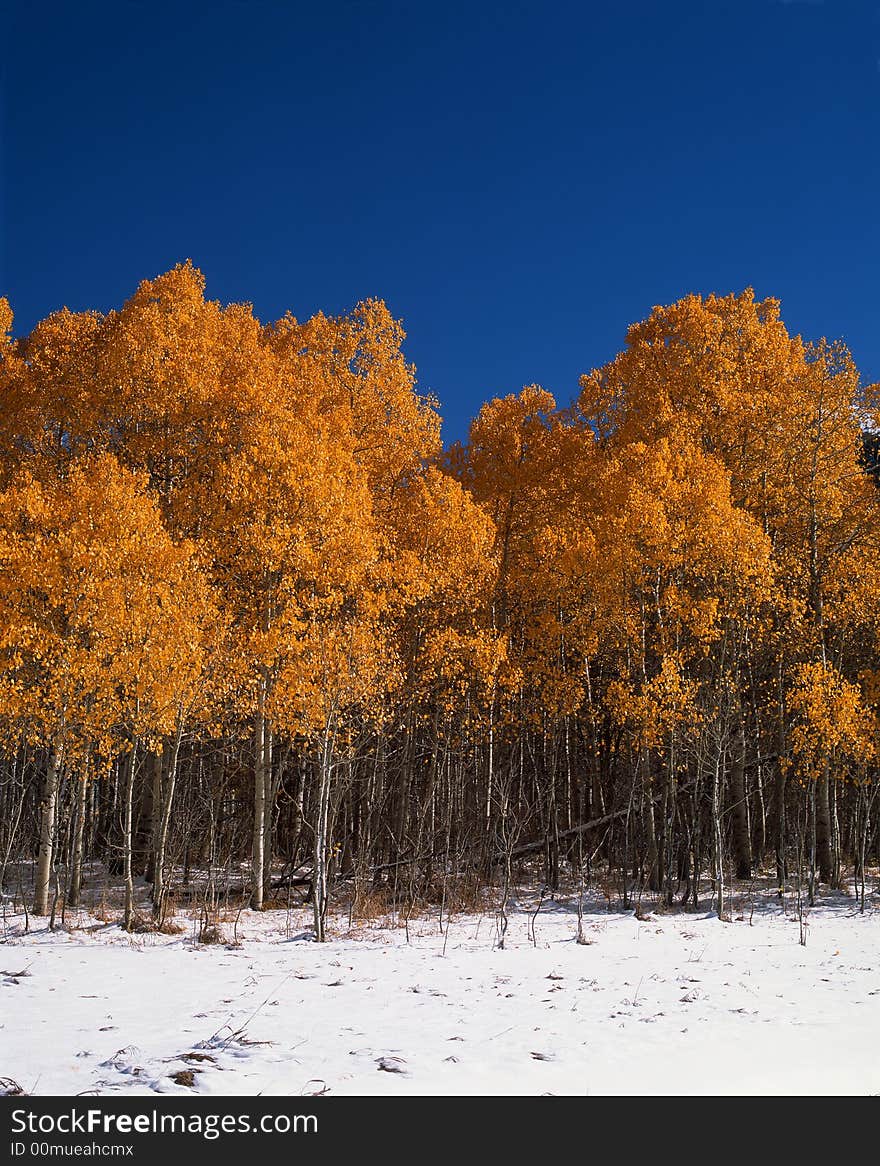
xmin=313 ymin=721 xmax=335 ymax=942
xmin=148 ymin=748 xmax=162 ymax=885
xmin=251 ymin=694 xmax=268 ymax=910
xmin=152 ymin=731 xmax=182 ymax=917
xmin=133 ymin=751 xmax=157 ymax=879
xmin=262 ymin=727 xmax=277 ymax=903
xmin=774 ymin=686 xmax=787 ymax=895
xmin=33 ymin=742 xmax=64 ymax=916
xmin=642 ymin=751 xmax=660 ymax=894
xmin=816 ymin=759 xmax=834 ymax=886
xmin=712 ymin=747 xmax=725 ymax=919
xmin=123 ymin=742 xmax=138 ymax=930
xmin=67 ymin=772 xmax=88 ymax=908
xmin=755 ymin=761 xmax=767 ymax=867
xmin=663 ymin=739 xmax=676 ymax=907
xmin=289 ymin=759 xmax=305 ymax=866
xmin=830 ymin=772 xmax=841 ymax=889
xmin=729 ymin=725 xmax=751 ymax=880
xmin=808 ymin=779 xmax=818 ymax=906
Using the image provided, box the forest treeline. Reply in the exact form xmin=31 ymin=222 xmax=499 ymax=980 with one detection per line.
xmin=1 ymin=264 xmax=879 ymax=937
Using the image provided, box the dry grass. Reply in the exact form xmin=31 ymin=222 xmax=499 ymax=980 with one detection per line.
xmin=125 ymin=913 xmax=185 ymax=935
xmin=197 ymin=924 xmax=227 ymax=945
xmin=437 ymin=874 xmax=490 ymax=914
xmin=347 ymin=872 xmax=489 ymax=924
xmin=349 ymin=885 xmax=395 ymax=921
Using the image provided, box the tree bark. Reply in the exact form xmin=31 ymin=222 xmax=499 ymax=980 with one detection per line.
xmin=712 ymin=749 xmax=725 ymax=918
xmin=251 ymin=696 xmax=269 ymax=910
xmin=815 ymin=760 xmax=834 ymax=885
xmin=729 ymin=725 xmax=752 ymax=880
xmin=122 ymin=743 xmax=138 ymax=929
xmin=152 ymin=731 xmax=182 ymax=917
xmin=133 ymin=751 xmax=157 ymax=878
xmin=33 ymin=743 xmax=64 ymax=916
xmin=67 ymin=772 xmax=88 ymax=908
xmin=312 ymin=722 xmax=335 ymax=942
xmin=642 ymin=751 xmax=661 ymax=893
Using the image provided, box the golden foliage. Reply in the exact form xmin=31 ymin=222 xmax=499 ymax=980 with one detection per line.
xmin=2 ymin=268 xmax=878 ymax=791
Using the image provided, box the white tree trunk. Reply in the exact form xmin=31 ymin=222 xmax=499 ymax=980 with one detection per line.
xmin=312 ymin=723 xmax=334 ymax=941
xmin=122 ymin=743 xmax=138 ymax=929
xmin=67 ymin=773 xmax=88 ymax=908
xmin=33 ymin=743 xmax=64 ymax=915
xmin=152 ymin=729 xmax=181 ymax=917
xmin=251 ymin=698 xmax=268 ymax=910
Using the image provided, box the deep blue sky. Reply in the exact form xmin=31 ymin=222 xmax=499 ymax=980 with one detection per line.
xmin=2 ymin=0 xmax=879 ymax=444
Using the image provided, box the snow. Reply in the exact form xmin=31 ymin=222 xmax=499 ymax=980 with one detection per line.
xmin=1 ymin=889 xmax=878 ymax=1096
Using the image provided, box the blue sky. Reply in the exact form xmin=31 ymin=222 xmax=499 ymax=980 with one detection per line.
xmin=2 ymin=0 xmax=879 ymax=444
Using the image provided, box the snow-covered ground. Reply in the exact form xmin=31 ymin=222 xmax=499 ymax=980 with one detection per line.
xmin=1 ymin=888 xmax=878 ymax=1096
